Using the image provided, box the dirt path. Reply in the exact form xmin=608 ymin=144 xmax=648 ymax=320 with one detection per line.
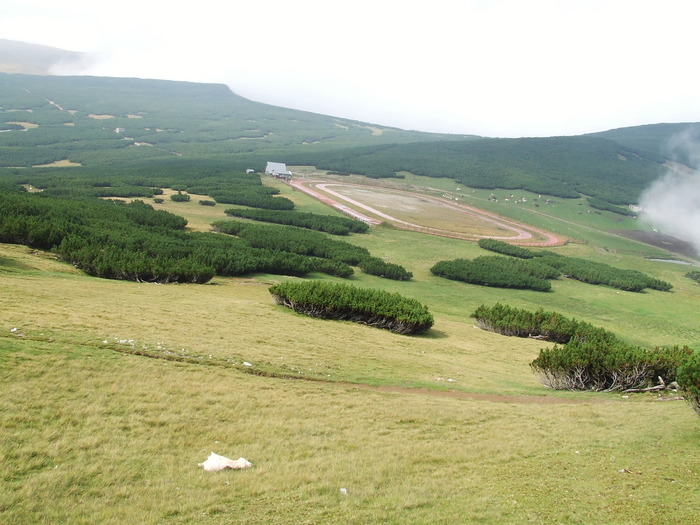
xmin=345 ymin=382 xmax=599 ymax=404
xmin=289 ymin=179 xmax=566 ymax=247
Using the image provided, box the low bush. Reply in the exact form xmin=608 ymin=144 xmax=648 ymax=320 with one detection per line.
xmin=473 ymin=303 xmax=693 ymax=392
xmin=269 ymin=281 xmax=433 ymax=335
xmin=170 ymin=191 xmax=190 ymax=202
xmin=431 ymin=256 xmax=553 ymax=291
xmin=477 ymin=238 xmax=535 ymax=258
xmin=531 ymin=340 xmax=692 ymax=392
xmin=686 ymin=271 xmax=700 ymax=285
xmin=676 ymin=351 xmax=700 ymax=415
xmin=471 ymin=303 xmax=610 ymax=344
xmin=539 ymin=255 xmax=672 ymax=292
xmin=358 ymin=256 xmax=412 ymax=281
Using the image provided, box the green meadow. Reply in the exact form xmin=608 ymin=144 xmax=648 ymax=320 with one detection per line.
xmin=2 ymin=172 xmax=699 ymax=524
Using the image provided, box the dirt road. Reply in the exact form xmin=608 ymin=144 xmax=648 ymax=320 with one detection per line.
xmin=289 ymin=179 xmax=566 ymax=247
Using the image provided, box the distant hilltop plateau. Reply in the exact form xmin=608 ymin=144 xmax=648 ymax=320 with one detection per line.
xmin=0 ymin=39 xmax=86 ymax=76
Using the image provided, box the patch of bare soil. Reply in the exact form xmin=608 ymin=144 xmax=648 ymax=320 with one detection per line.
xmin=612 ymin=230 xmax=699 ymax=259
xmin=32 ymin=159 xmax=81 ymax=168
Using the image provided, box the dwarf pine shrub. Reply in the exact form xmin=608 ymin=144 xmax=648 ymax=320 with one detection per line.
xmin=676 ymin=351 xmax=700 ymax=415
xmin=269 ymin=281 xmax=433 ymax=335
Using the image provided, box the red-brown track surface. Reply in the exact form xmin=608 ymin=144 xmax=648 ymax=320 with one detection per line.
xmin=288 ymin=179 xmax=566 ymax=247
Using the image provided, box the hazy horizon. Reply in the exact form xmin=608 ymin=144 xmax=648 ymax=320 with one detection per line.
xmin=3 ymin=0 xmax=700 ymax=138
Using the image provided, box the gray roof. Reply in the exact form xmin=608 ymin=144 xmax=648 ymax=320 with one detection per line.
xmin=265 ymin=162 xmax=291 ymax=175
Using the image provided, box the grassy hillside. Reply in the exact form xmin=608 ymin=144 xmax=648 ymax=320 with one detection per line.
xmin=287 ymin=135 xmax=666 ymax=205
xmin=589 ymin=122 xmax=700 ymax=164
xmin=2 ymin=189 xmax=699 ymax=523
xmin=1 ymin=63 xmax=699 ymax=523
xmin=0 ymin=72 xmax=467 ymax=169
xmin=4 ymin=71 xmax=696 ymax=207
xmin=0 ymin=39 xmax=84 ymax=75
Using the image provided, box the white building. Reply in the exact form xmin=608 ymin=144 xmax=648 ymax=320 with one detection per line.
xmin=265 ymin=162 xmax=292 ymax=179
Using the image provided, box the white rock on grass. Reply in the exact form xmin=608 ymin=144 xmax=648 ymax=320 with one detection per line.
xmin=198 ymin=452 xmax=252 ymax=472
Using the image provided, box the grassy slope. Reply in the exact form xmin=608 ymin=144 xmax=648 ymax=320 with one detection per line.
xmin=2 ymin=71 xmax=700 ymax=523
xmin=2 ymin=177 xmax=700 ymax=523
xmin=2 ymin=244 xmax=699 ymax=525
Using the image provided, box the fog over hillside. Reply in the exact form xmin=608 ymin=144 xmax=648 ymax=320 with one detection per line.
xmin=640 ymin=129 xmax=700 ymax=256
xmin=3 ymin=1 xmax=700 ymax=137
xmin=0 ymin=38 xmax=85 ymax=75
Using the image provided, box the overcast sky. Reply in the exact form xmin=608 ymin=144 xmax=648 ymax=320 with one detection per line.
xmin=2 ymin=0 xmax=700 ymax=137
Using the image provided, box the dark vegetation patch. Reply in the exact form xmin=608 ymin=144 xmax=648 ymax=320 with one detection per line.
xmin=213 ymin=220 xmax=411 ymax=280
xmin=471 ymin=238 xmax=672 ymax=292
xmin=473 ymin=303 xmax=694 ymax=394
xmin=224 ymin=207 xmax=369 ymax=235
xmin=430 ymin=256 xmax=554 ymax=292
xmin=586 ymin=197 xmax=637 ymax=216
xmin=0 ymin=188 xmax=404 ymax=283
xmin=288 ymin=136 xmax=664 ymax=204
xmin=612 ymin=229 xmax=699 ymax=259
xmin=269 ymin=281 xmax=433 ymax=335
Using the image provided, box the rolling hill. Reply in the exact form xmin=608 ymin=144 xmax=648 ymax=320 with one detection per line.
xmin=2 ymin=39 xmax=696 ymax=209
xmin=1 ymin=39 xmax=700 ymax=525
xmin=0 ymin=38 xmax=84 ymax=75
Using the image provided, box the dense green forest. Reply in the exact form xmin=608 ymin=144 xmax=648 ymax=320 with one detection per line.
xmin=286 ymin=136 xmax=663 ymax=204
xmin=0 ymin=72 xmax=459 ymax=169
xmin=0 ymin=186 xmax=402 ymax=282
xmin=3 ymin=72 xmax=696 ymax=207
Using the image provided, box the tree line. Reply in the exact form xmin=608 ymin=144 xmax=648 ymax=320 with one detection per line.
xmin=472 ymin=238 xmax=672 ymax=292
xmin=213 ymin=220 xmax=412 ymax=280
xmin=0 ymin=189 xmax=359 ymax=283
xmin=288 ymin=135 xmax=662 ymax=204
xmin=224 ymin=207 xmax=369 ymax=235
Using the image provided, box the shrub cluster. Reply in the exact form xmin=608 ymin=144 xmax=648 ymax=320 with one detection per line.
xmin=210 ymin=190 xmax=294 ymax=210
xmin=586 ymin=197 xmax=637 ymax=216
xmin=676 ymin=352 xmax=700 ymax=415
xmin=431 ymin=256 xmax=554 ymax=291
xmin=539 ymin=255 xmax=672 ymax=292
xmin=170 ymin=191 xmax=191 ymax=202
xmin=531 ymin=340 xmax=692 ymax=392
xmin=472 ymin=303 xmax=693 ymax=392
xmin=224 ymin=207 xmax=369 ymax=235
xmin=0 ymin=190 xmax=344 ymax=283
xmin=477 ymin=238 xmax=535 ymax=258
xmin=686 ymin=271 xmax=700 ymax=285
xmin=358 ymin=256 xmax=413 ymax=281
xmin=213 ymin=220 xmax=411 ymax=280
xmin=269 ymin=281 xmax=433 ymax=335
xmin=213 ymin=220 xmax=369 ymax=263
xmin=471 ymin=303 xmax=610 ymax=344
xmin=475 ymin=238 xmax=672 ymax=292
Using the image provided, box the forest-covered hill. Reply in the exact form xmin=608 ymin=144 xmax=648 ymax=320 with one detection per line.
xmin=1 ymin=66 xmax=698 ymax=205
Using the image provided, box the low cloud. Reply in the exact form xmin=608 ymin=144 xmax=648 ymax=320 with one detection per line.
xmin=639 ymin=128 xmax=700 ymax=256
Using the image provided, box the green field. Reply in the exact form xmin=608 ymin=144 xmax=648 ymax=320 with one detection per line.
xmin=2 ymin=172 xmax=699 ymax=524
xmin=2 ymin=71 xmax=700 ymax=524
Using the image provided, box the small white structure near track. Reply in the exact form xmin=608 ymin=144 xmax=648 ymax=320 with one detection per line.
xmin=265 ymin=162 xmax=292 ymax=179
